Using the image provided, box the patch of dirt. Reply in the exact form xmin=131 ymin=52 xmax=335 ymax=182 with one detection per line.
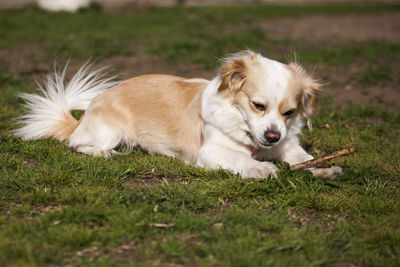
xmin=110 ymin=241 xmax=142 ymax=264
xmin=316 ymin=59 xmax=400 ymax=112
xmin=0 ymin=43 xmax=47 ymax=74
xmin=201 ymin=208 xmax=221 ymax=218
xmin=101 ymin=54 xmax=214 ymax=80
xmin=123 ymin=171 xmax=190 ymax=188
xmin=75 ymin=246 xmax=102 ymax=259
xmin=123 ymin=172 xmax=164 ymax=188
xmin=365 ymin=116 xmax=387 ymax=127
xmin=69 ymin=241 xmax=143 ymax=264
xmin=28 ymin=205 xmax=63 ymax=217
xmin=0 ymin=45 xmax=214 ymax=89
xmin=327 ymin=84 xmax=400 ymax=112
xmin=2 ymin=152 xmax=38 ymax=166
xmin=62 ymin=241 xmax=141 ymax=266
xmin=2 ymin=203 xmax=63 ymax=220
xmin=258 ymin=13 xmax=400 ymax=43
xmin=201 ymin=197 xmax=233 ymax=218
xmin=287 ymin=208 xmax=348 ymax=230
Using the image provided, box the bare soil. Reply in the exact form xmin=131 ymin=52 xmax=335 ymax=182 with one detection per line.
xmin=318 ymin=60 xmax=400 ymax=112
xmin=101 ymin=54 xmax=214 ymax=80
xmin=123 ymin=170 xmax=190 ymax=188
xmin=258 ymin=13 xmax=400 ymax=43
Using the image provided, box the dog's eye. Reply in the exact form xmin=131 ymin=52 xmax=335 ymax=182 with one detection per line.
xmin=283 ymin=109 xmax=295 ymax=117
xmin=252 ymin=102 xmax=266 ymax=111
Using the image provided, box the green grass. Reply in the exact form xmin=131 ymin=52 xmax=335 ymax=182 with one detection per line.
xmin=1 ymin=4 xmax=400 ymax=267
xmin=1 ymin=102 xmax=399 ymax=266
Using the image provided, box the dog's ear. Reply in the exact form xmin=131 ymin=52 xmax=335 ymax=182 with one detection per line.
xmin=289 ymin=63 xmax=322 ymax=118
xmin=218 ymin=57 xmax=248 ymax=94
xmin=299 ymin=77 xmax=321 ymax=118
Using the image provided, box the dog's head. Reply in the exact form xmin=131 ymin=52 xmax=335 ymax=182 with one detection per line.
xmin=218 ymin=51 xmax=321 ymax=148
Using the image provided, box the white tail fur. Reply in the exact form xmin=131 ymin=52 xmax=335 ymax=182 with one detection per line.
xmin=13 ymin=62 xmax=118 ymax=141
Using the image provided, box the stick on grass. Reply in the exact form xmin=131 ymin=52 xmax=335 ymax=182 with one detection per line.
xmin=290 ymin=147 xmax=355 ymax=171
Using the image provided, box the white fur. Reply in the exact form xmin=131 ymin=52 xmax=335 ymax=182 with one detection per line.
xmin=183 ymin=78 xmax=209 ymax=84
xmin=197 ymin=123 xmax=279 ymax=178
xmin=248 ymin=57 xmax=293 ymax=146
xmin=200 ymin=78 xmax=254 ymax=147
xmin=37 ymin=0 xmax=91 ymax=12
xmin=198 ymin=76 xmax=283 ymax=178
xmin=197 ymin=51 xmax=342 ymax=179
xmin=13 ymin=63 xmax=118 ymax=141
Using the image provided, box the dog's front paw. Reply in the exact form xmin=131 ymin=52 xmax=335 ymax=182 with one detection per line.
xmin=309 ymin=166 xmax=342 ymax=180
xmin=241 ymin=162 xmax=278 ymax=179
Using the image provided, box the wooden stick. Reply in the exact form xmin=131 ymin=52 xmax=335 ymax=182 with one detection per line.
xmin=290 ymin=147 xmax=355 ymax=171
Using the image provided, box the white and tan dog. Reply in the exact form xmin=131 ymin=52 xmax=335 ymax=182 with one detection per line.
xmin=14 ymin=51 xmax=342 ymax=179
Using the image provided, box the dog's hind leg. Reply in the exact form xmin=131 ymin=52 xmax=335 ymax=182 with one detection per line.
xmin=68 ymin=115 xmax=132 ymax=157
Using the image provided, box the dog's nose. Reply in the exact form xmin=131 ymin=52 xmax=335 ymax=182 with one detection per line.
xmin=265 ymin=130 xmax=281 ymax=143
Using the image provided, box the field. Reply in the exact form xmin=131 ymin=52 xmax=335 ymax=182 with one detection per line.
xmin=1 ymin=3 xmax=400 ymax=266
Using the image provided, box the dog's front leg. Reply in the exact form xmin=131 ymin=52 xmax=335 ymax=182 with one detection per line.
xmin=197 ymin=125 xmax=278 ymax=179
xmin=197 ymin=145 xmax=278 ymax=179
xmin=275 ymin=138 xmax=342 ymax=179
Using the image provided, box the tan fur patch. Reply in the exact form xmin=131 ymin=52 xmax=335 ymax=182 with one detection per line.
xmin=218 ymin=59 xmax=247 ymax=95
xmin=86 ymin=74 xmax=207 ymax=162
xmin=218 ymin=51 xmax=259 ymax=96
xmin=50 ymin=112 xmax=81 ymax=141
xmin=287 ymin=63 xmax=322 ymax=117
xmin=232 ymin=56 xmax=268 ymax=116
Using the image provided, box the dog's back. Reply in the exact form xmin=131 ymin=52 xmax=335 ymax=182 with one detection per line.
xmin=69 ymin=74 xmax=208 ymax=160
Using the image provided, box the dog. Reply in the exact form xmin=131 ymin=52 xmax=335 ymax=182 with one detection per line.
xmin=37 ymin=0 xmax=91 ymax=12
xmin=14 ymin=50 xmax=342 ymax=179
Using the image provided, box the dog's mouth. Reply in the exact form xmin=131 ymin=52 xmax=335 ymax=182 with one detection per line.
xmin=246 ymin=131 xmax=274 ymax=148
xmin=260 ymin=142 xmax=273 ymax=148
xmin=246 ymin=132 xmax=279 ymax=148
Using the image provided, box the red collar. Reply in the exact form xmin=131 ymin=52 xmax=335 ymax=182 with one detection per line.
xmin=250 ymin=146 xmax=259 ymax=158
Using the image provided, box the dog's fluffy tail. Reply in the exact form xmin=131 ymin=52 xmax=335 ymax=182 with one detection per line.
xmin=13 ymin=63 xmax=118 ymax=141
